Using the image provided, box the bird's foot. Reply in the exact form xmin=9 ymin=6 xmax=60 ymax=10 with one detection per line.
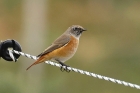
xmin=59 ymin=62 xmax=71 ymax=73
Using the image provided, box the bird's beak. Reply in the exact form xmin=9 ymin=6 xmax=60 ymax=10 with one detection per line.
xmin=83 ymin=29 xmax=86 ymax=31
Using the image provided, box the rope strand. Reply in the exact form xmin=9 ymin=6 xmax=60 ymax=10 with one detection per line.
xmin=12 ymin=50 xmax=140 ymax=90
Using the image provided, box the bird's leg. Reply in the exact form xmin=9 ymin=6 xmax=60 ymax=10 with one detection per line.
xmin=56 ymin=60 xmax=70 ymax=72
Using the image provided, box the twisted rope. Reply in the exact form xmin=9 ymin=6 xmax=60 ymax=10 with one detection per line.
xmin=12 ymin=50 xmax=140 ymax=90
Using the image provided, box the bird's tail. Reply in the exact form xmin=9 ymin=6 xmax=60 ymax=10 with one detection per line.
xmin=26 ymin=56 xmax=46 ymax=70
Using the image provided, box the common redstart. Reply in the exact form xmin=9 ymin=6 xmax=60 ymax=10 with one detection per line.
xmin=26 ymin=25 xmax=86 ymax=71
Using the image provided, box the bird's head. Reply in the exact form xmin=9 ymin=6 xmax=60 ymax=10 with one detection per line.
xmin=69 ymin=25 xmax=86 ymax=38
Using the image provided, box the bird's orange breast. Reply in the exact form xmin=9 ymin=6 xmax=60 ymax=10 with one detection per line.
xmin=47 ymin=35 xmax=79 ymax=62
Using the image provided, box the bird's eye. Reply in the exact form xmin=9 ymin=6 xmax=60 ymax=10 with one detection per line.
xmin=73 ymin=27 xmax=78 ymax=31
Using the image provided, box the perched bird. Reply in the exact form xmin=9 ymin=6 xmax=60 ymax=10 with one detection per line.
xmin=26 ymin=25 xmax=86 ymax=72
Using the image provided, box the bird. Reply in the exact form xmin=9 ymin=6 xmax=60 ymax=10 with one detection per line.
xmin=26 ymin=25 xmax=86 ymax=72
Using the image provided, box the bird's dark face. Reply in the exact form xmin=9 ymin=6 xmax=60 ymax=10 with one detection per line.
xmin=70 ymin=25 xmax=86 ymax=38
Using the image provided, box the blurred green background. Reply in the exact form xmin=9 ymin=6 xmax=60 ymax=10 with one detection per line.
xmin=0 ymin=0 xmax=140 ymax=93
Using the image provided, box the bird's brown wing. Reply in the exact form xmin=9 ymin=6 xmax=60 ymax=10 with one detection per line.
xmin=37 ymin=34 xmax=71 ymax=57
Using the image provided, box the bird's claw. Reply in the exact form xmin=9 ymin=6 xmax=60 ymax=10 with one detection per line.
xmin=57 ymin=61 xmax=71 ymax=72
xmin=60 ymin=65 xmax=70 ymax=73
